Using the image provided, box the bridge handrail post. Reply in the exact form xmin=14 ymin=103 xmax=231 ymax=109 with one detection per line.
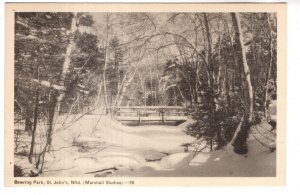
xmin=161 ymin=108 xmax=165 ymax=124
xmin=138 ymin=109 xmax=141 ymax=125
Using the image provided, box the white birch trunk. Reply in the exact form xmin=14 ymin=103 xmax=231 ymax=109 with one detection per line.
xmin=42 ymin=13 xmax=77 ymax=157
xmin=230 ymin=12 xmax=254 ymax=154
xmin=117 ymin=67 xmax=138 ymax=107
xmin=56 ymin=13 xmax=77 ymax=114
xmin=232 ymin=13 xmax=254 ymax=122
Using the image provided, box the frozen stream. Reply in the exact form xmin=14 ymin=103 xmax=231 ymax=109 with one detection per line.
xmin=40 ymin=115 xmax=195 ymax=177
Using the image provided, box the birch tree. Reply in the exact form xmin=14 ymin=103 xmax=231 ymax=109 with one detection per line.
xmin=230 ymin=12 xmax=254 ymax=154
xmin=15 ymin=12 xmax=74 ymax=164
xmin=46 ymin=12 xmax=78 ymax=149
xmin=15 ymin=12 xmax=100 ymax=173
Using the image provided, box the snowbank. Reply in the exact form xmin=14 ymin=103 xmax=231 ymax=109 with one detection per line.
xmin=110 ymin=121 xmax=276 ymax=177
xmin=37 ymin=114 xmax=275 ymax=177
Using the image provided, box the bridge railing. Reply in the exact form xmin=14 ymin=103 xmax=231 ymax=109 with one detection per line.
xmin=115 ymin=106 xmax=186 ymax=115
xmin=114 ymin=106 xmax=187 ymax=125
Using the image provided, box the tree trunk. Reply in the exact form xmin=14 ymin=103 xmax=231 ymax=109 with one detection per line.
xmin=94 ymin=81 xmax=103 ymax=108
xmin=264 ymin=14 xmax=274 ymax=116
xmin=24 ymin=115 xmax=33 ymax=134
xmin=28 ymin=90 xmax=39 ymax=163
xmin=117 ymin=67 xmax=137 ymax=107
xmin=35 ymin=91 xmax=57 ymax=172
xmin=203 ymin=14 xmax=213 ymax=69
xmin=45 ymin=91 xmax=58 ymax=152
xmin=102 ymin=13 xmax=110 ymax=113
xmin=231 ymin=12 xmax=254 ymax=154
xmin=224 ymin=63 xmax=232 ymax=108
xmin=204 ymin=13 xmax=222 ymax=148
xmin=216 ymin=32 xmax=223 ymax=98
xmin=56 ymin=12 xmax=77 ymax=115
xmin=47 ymin=12 xmax=77 ymax=150
xmin=28 ymin=63 xmax=40 ymax=163
xmin=203 ymin=13 xmax=213 ymax=83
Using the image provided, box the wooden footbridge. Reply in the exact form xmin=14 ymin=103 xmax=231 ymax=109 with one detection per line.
xmin=113 ymin=106 xmax=188 ymax=126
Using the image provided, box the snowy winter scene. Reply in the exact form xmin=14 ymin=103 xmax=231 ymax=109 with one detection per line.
xmin=12 ymin=10 xmax=278 ymax=178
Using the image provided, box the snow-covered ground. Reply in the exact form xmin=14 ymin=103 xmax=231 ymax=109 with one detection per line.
xmin=29 ymin=115 xmax=194 ymax=177
xmin=15 ymin=114 xmax=276 ymax=177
